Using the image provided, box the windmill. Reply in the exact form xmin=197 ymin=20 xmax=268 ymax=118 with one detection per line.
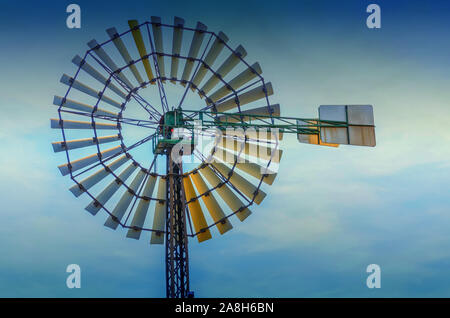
xmin=51 ymin=16 xmax=376 ymax=298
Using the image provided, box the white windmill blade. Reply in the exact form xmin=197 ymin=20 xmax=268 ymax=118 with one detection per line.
xmin=53 ymin=96 xmax=119 ymax=118
xmin=213 ymin=82 xmax=273 ymax=113
xmin=190 ymin=171 xmax=233 ymax=235
xmin=199 ymin=45 xmax=247 ymax=96
xmin=58 ymin=145 xmax=124 ymax=176
xmin=52 ymin=134 xmax=121 ymax=153
xmin=191 ymin=31 xmax=229 ymax=90
xmin=87 ymin=39 xmax=134 ymax=90
xmin=207 ymin=62 xmax=262 ymax=104
xmin=104 ymin=169 xmax=147 ymax=230
xmin=198 ymin=165 xmax=251 ymax=221
xmin=170 ymin=17 xmax=185 ymax=83
xmin=72 ymin=55 xmax=127 ymax=99
xmin=60 ymin=74 xmax=123 ymax=109
xmin=213 ymin=149 xmax=277 ymax=185
xmin=217 ymin=136 xmax=283 ymax=163
xmin=126 ymin=174 xmax=157 ymax=240
xmin=85 ymin=163 xmax=138 ymax=215
xmin=150 ymin=16 xmax=166 ymax=80
xmin=210 ymin=162 xmax=267 ymax=205
xmin=222 ymin=128 xmax=284 ymax=142
xmin=50 ymin=118 xmax=119 ymax=130
xmin=106 ymin=27 xmax=145 ymax=86
xmin=181 ymin=22 xmax=208 ymax=85
xmin=128 ymin=20 xmax=155 ymax=83
xmin=69 ymin=155 xmax=129 ymax=197
xmin=151 ymin=177 xmax=167 ymax=244
xmin=182 ymin=173 xmax=212 ymax=242
xmin=216 ymin=104 xmax=280 ymax=123
xmin=297 ymin=120 xmax=339 ymax=147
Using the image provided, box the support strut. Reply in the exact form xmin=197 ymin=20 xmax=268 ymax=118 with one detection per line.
xmin=165 ymin=153 xmax=190 ymax=298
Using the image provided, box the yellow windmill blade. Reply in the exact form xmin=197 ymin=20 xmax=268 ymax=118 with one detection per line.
xmin=182 ymin=174 xmax=212 ymax=242
xmin=128 ymin=20 xmax=155 ymax=83
xmin=190 ymin=171 xmax=233 ymax=235
xmin=216 ymin=104 xmax=280 ymax=123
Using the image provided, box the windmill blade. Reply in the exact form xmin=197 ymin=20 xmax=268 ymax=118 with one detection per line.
xmin=50 ymin=119 xmax=119 ymax=130
xmin=180 ymin=22 xmax=208 ymax=85
xmin=151 ymin=177 xmax=167 ymax=244
xmin=210 ymin=162 xmax=266 ymax=205
xmin=206 ymin=62 xmax=262 ymax=104
xmin=53 ymin=96 xmax=119 ymax=117
xmin=72 ymin=55 xmax=127 ymax=99
xmin=191 ymin=31 xmax=229 ymax=90
xmin=216 ymin=104 xmax=280 ymax=123
xmin=69 ymin=155 xmax=129 ymax=197
xmin=213 ymin=82 xmax=273 ymax=113
xmin=170 ymin=17 xmax=185 ymax=83
xmin=104 ymin=169 xmax=147 ymax=230
xmin=222 ymin=128 xmax=284 ymax=142
xmin=106 ymin=27 xmax=145 ymax=87
xmin=60 ymin=74 xmax=123 ymax=109
xmin=150 ymin=16 xmax=166 ymax=80
xmin=217 ymin=136 xmax=283 ymax=163
xmin=87 ymin=39 xmax=134 ymax=89
xmin=58 ymin=145 xmax=123 ymax=176
xmin=52 ymin=134 xmax=121 ymax=152
xmin=126 ymin=174 xmax=157 ymax=240
xmin=198 ymin=165 xmax=251 ymax=221
xmin=85 ymin=163 xmax=138 ymax=215
xmin=182 ymin=174 xmax=212 ymax=242
xmin=213 ymin=149 xmax=277 ymax=185
xmin=190 ymin=171 xmax=233 ymax=235
xmin=128 ymin=20 xmax=155 ymax=83
xmin=199 ymin=45 xmax=247 ymax=96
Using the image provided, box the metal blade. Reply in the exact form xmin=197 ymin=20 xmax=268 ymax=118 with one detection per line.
xmin=182 ymin=174 xmax=212 ymax=242
xmin=190 ymin=171 xmax=233 ymax=235
xmin=213 ymin=82 xmax=273 ymax=113
xmin=128 ymin=20 xmax=155 ymax=83
xmin=180 ymin=22 xmax=208 ymax=85
xmin=151 ymin=177 xmax=167 ymax=244
xmin=52 ymin=134 xmax=121 ymax=152
xmin=127 ymin=174 xmax=158 ymax=240
xmin=69 ymin=155 xmax=129 ymax=197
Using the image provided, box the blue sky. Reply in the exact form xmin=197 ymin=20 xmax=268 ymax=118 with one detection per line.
xmin=0 ymin=0 xmax=449 ymax=297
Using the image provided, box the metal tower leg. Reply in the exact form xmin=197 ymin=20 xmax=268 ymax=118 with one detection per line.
xmin=165 ymin=154 xmax=190 ymax=298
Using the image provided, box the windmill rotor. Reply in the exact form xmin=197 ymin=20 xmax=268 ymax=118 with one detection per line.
xmin=51 ymin=16 xmax=375 ymax=298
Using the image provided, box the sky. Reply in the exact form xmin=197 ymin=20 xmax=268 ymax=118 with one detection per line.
xmin=0 ymin=0 xmax=449 ymax=297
